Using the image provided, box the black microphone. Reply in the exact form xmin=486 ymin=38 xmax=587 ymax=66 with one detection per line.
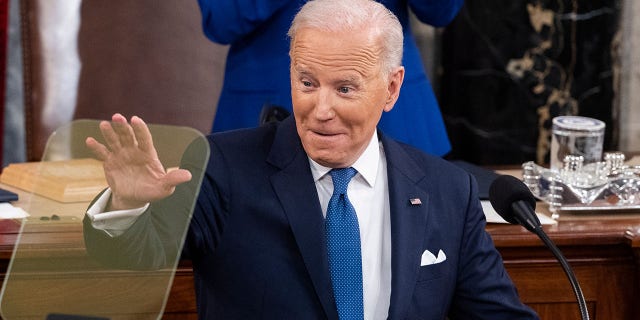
xmin=489 ymin=175 xmax=590 ymax=320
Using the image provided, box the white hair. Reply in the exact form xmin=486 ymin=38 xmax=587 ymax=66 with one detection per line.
xmin=288 ymin=0 xmax=404 ymax=75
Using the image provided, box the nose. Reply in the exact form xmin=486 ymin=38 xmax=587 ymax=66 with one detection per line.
xmin=313 ymin=88 xmax=336 ymax=120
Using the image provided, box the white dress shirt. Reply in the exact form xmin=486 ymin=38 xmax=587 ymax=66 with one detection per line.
xmin=87 ymin=131 xmax=392 ymax=319
xmin=308 ymin=131 xmax=391 ymax=320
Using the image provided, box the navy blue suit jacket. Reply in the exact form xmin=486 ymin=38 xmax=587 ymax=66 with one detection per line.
xmin=85 ymin=117 xmax=537 ymax=319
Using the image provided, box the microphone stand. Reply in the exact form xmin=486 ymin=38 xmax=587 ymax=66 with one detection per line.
xmin=491 ymin=176 xmax=590 ymax=320
xmin=528 ymin=222 xmax=590 ymax=320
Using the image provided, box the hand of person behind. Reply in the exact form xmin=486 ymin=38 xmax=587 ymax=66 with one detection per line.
xmin=85 ymin=113 xmax=192 ymax=211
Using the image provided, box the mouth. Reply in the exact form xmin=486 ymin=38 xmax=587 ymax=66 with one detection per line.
xmin=314 ymin=130 xmax=338 ymax=136
xmin=310 ymin=129 xmax=344 ymax=139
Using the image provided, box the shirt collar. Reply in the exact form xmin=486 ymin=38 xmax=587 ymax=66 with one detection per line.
xmin=309 ymin=130 xmax=380 ymax=187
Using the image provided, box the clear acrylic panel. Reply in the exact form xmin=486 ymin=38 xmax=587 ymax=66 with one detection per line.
xmin=0 ymin=119 xmax=209 ymax=320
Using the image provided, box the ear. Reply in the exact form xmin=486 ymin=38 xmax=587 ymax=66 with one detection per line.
xmin=383 ymin=66 xmax=405 ymax=112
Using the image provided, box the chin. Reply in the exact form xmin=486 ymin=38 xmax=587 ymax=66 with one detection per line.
xmin=313 ymin=152 xmax=352 ymax=168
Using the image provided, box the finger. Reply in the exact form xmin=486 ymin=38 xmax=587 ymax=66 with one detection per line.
xmin=130 ymin=116 xmax=156 ymax=154
xmin=99 ymin=120 xmax=122 ymax=151
xmin=85 ymin=137 xmax=110 ymax=161
xmin=163 ymin=169 xmax=193 ymax=188
xmin=111 ymin=113 xmax=127 ymax=122
xmin=111 ymin=114 xmax=137 ymax=148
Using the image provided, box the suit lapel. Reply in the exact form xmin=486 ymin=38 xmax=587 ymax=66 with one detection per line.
xmin=266 ymin=120 xmax=430 ymax=319
xmin=267 ymin=118 xmax=339 ymax=320
xmin=382 ymin=135 xmax=430 ymax=319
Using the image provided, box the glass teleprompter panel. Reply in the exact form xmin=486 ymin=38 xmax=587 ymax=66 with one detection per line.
xmin=0 ymin=119 xmax=209 ymax=320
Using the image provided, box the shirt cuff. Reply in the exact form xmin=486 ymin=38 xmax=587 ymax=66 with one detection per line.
xmin=86 ymin=188 xmax=149 ymax=237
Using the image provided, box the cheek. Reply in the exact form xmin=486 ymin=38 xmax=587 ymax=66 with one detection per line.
xmin=291 ymin=91 xmax=311 ymax=116
xmin=336 ymin=107 xmax=379 ymax=137
xmin=342 ymin=96 xmax=385 ymax=123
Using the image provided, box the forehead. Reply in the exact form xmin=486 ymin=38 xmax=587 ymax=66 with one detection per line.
xmin=290 ymin=28 xmax=382 ymax=76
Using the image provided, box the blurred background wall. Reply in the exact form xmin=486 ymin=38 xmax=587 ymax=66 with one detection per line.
xmin=4 ymin=0 xmax=23 ymax=165
xmin=2 ymin=0 xmax=640 ymax=167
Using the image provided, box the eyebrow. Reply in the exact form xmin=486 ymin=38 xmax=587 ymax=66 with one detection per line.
xmin=336 ymin=75 xmax=360 ymax=83
xmin=292 ymin=66 xmax=314 ymax=78
xmin=334 ymin=75 xmax=363 ymax=88
xmin=293 ymin=65 xmax=363 ymax=86
xmin=294 ymin=68 xmax=312 ymax=76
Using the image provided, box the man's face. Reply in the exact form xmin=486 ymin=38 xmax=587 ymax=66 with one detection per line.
xmin=290 ymin=28 xmax=404 ymax=168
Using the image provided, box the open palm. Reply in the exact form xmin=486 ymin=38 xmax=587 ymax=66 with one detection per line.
xmin=85 ymin=114 xmax=192 ymax=210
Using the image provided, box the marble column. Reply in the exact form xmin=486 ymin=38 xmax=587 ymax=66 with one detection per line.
xmin=439 ymin=0 xmax=622 ymax=165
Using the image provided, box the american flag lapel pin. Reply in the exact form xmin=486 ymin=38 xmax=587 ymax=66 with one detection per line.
xmin=409 ymin=198 xmax=422 ymax=205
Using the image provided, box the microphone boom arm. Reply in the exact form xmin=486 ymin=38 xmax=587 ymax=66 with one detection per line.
xmin=527 ymin=220 xmax=590 ymax=320
xmin=489 ymin=175 xmax=591 ymax=320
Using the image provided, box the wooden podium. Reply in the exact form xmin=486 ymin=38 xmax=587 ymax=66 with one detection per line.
xmin=490 ymin=212 xmax=640 ymax=319
xmin=0 ymin=176 xmax=198 ymax=320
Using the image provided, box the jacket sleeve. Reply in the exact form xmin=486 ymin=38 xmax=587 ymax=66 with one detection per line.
xmin=196 ymin=0 xmax=292 ymax=44
xmin=448 ymin=173 xmax=539 ymax=319
xmin=181 ymin=137 xmax=231 ymax=261
xmin=408 ymin=0 xmax=464 ymax=27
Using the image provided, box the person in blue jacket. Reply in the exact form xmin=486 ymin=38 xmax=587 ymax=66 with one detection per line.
xmin=197 ymin=0 xmax=463 ymax=156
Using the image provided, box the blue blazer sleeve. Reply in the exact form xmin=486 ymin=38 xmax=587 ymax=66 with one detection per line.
xmin=448 ymin=174 xmax=537 ymax=318
xmin=408 ymin=0 xmax=464 ymax=27
xmin=197 ymin=0 xmax=292 ymax=44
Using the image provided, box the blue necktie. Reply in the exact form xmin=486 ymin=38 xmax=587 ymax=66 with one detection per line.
xmin=326 ymin=167 xmax=364 ymax=320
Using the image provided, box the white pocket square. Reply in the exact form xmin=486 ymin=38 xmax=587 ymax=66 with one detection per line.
xmin=420 ymin=249 xmax=446 ymax=266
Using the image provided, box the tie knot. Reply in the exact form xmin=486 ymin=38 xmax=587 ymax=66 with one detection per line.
xmin=330 ymin=167 xmax=357 ymax=195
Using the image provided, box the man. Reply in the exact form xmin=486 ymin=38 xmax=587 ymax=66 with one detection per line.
xmin=84 ymin=0 xmax=538 ymax=319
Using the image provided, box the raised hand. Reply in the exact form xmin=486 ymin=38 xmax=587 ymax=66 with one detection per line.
xmin=85 ymin=113 xmax=192 ymax=210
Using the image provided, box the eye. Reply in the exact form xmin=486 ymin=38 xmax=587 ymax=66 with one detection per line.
xmin=338 ymin=87 xmax=351 ymax=94
xmin=302 ymin=80 xmax=312 ymax=87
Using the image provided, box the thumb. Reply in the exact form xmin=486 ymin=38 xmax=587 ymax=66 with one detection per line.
xmin=164 ymin=168 xmax=193 ymax=188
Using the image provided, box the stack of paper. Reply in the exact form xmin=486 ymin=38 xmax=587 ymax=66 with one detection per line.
xmin=0 ymin=158 xmax=107 ymax=203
